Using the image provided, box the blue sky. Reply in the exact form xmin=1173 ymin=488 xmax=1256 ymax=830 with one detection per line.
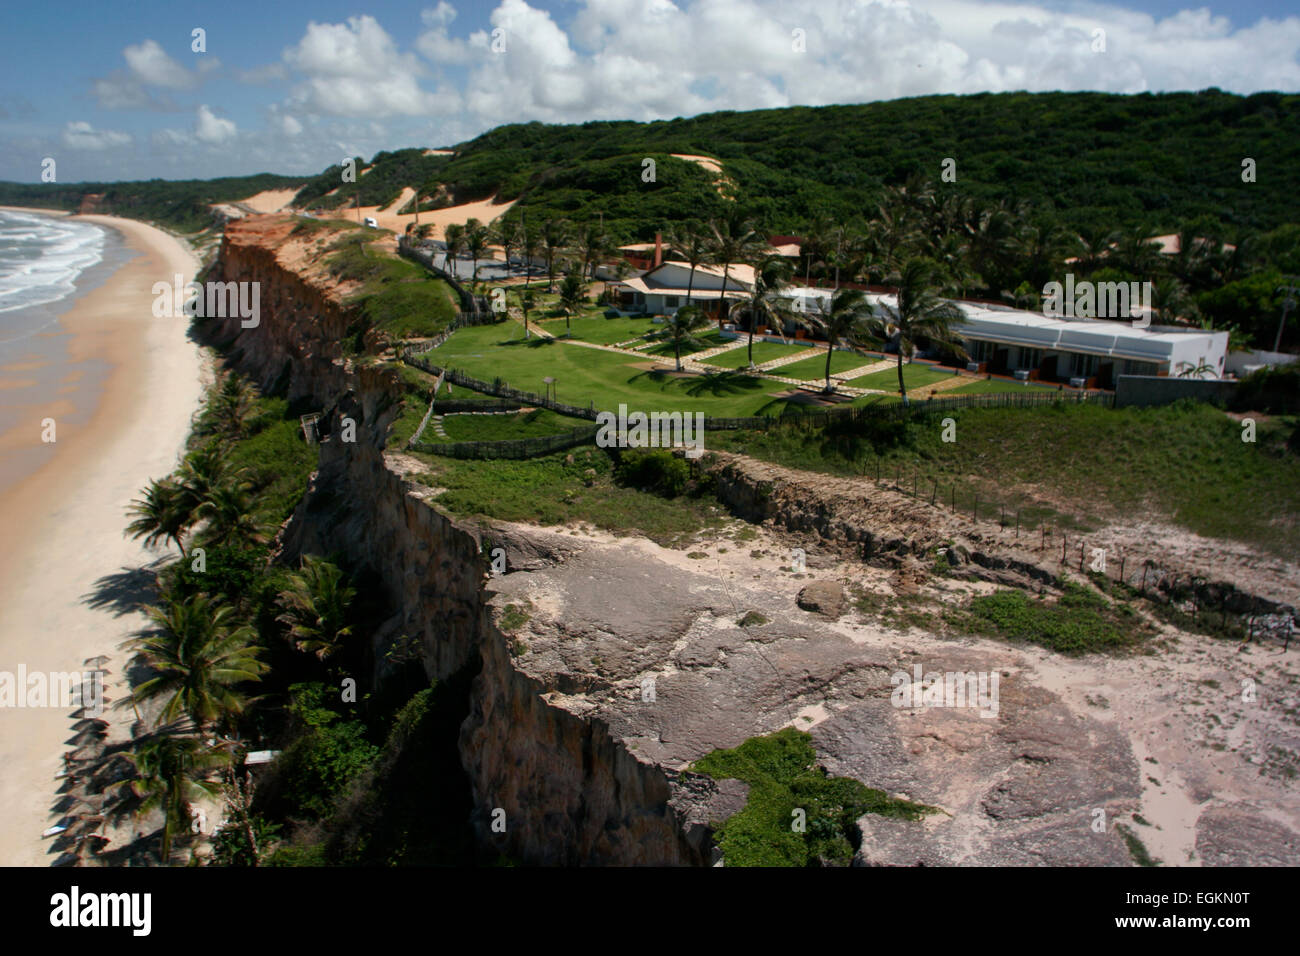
xmin=2 ymin=0 xmax=1297 ymax=183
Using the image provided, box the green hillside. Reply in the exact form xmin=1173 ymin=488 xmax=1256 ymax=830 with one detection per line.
xmin=401 ymin=90 xmax=1300 ymax=240
xmin=0 ymin=173 xmax=303 ymax=233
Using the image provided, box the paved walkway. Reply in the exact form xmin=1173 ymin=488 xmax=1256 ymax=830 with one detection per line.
xmin=753 ymin=346 xmax=823 ymax=371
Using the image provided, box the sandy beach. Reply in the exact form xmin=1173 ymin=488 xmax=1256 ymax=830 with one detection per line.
xmin=0 ymin=209 xmax=204 ymax=865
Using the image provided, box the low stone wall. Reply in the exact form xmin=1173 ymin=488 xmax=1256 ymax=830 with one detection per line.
xmin=1115 ymin=375 xmax=1237 ymax=408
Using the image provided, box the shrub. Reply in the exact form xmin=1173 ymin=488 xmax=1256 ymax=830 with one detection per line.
xmin=613 ymin=448 xmax=690 ymax=497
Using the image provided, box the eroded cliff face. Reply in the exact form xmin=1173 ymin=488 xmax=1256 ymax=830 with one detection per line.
xmin=212 ymin=215 xmax=708 ymax=865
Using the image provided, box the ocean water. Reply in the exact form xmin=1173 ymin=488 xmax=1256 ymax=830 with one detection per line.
xmin=0 ymin=211 xmax=107 ymax=329
xmin=0 ymin=210 xmax=131 ymax=494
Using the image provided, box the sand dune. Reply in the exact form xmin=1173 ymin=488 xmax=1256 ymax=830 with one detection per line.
xmin=239 ymin=188 xmax=300 ymax=213
xmin=336 ymin=190 xmax=517 ymax=239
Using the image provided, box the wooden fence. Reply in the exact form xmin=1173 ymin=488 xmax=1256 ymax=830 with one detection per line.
xmin=406 ymin=369 xmax=445 ymax=449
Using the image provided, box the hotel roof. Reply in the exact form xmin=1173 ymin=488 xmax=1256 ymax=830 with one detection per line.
xmin=776 ymin=287 xmax=1225 ymax=362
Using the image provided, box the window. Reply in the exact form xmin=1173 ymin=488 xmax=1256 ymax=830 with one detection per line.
xmin=666 ymin=296 xmax=679 ymax=307
xmin=1070 ymin=353 xmax=1099 ymax=376
xmin=968 ymin=340 xmax=992 ymax=362
xmin=1019 ymin=348 xmax=1042 ymax=369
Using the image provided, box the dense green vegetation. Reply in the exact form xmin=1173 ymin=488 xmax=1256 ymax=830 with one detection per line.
xmin=0 ymin=173 xmax=302 ymax=233
xmin=368 ymin=91 xmax=1300 ymax=242
xmin=291 ymin=147 xmax=453 ymax=212
xmin=690 ymin=728 xmax=937 ymax=866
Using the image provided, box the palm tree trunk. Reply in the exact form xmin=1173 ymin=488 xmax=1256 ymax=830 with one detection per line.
xmin=897 ymin=350 xmax=908 ymax=406
xmin=675 ymin=340 xmax=683 ymax=372
xmin=825 ymin=339 xmax=834 ymax=391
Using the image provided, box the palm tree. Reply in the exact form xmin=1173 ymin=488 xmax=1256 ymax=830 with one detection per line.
xmin=177 ymin=442 xmax=242 ymax=513
xmin=574 ymin=223 xmax=611 ymax=281
xmin=540 ymin=219 xmax=571 ymax=292
xmin=707 ymin=215 xmax=765 ymax=328
xmin=195 ymin=479 xmax=265 ymax=549
xmin=208 ymin=372 xmax=258 ymax=440
xmin=869 ymin=258 xmax=968 ymax=405
xmin=1112 ymin=229 xmax=1162 ymax=278
xmin=442 ymin=222 xmax=466 ymax=275
xmin=659 ymin=305 xmax=711 ymax=371
xmin=1150 ymin=277 xmax=1198 ymax=326
xmin=126 ymin=478 xmax=193 ymax=557
xmin=122 ymin=594 xmax=266 ymax=729
xmin=491 ymin=220 xmax=520 ymax=280
xmin=276 ymin=555 xmax=356 ymax=662
xmin=668 ymin=224 xmax=710 ymax=307
xmin=557 ymin=272 xmax=588 ymax=330
xmin=1073 ymin=227 xmax=1117 ymax=276
xmin=811 ymin=290 xmax=879 ymax=392
xmin=866 ymin=204 xmax=918 ymax=284
xmin=519 ymin=225 xmax=539 ymax=288
xmin=516 ymin=287 xmax=536 ymax=339
xmin=117 ymin=727 xmax=232 ymax=864
xmin=464 ymin=218 xmax=490 ymax=287
xmin=727 ymin=255 xmax=794 ymax=367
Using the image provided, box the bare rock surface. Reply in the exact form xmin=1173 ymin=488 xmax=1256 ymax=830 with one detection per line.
xmin=474 ymin=515 xmax=1300 ymax=865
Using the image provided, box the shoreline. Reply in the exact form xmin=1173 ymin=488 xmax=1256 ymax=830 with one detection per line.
xmin=0 ymin=208 xmax=207 ymax=866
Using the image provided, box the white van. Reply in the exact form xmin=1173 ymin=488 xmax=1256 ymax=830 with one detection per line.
xmin=364 ymin=216 xmax=378 ymax=228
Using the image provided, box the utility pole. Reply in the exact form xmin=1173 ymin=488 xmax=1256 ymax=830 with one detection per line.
xmin=1274 ymin=275 xmax=1299 ymax=353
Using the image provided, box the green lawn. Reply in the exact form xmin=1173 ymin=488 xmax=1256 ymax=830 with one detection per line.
xmin=947 ymin=377 xmax=1061 ymax=396
xmin=537 ymin=314 xmax=659 ymax=345
xmin=439 ymin=407 xmax=589 ymax=441
xmin=422 ymin=321 xmax=802 ymax=417
xmin=777 ymin=348 xmax=879 ymax=382
xmin=848 ymin=362 xmax=952 ymax=392
xmin=641 ymin=330 xmax=729 ymax=357
xmin=702 ymin=340 xmax=805 ymax=369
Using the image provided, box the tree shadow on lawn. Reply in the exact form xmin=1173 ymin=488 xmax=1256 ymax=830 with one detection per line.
xmin=628 ymin=368 xmax=768 ymax=400
xmin=497 ymin=336 xmax=557 ymax=349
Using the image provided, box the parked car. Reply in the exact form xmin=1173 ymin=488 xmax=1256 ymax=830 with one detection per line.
xmin=364 ymin=216 xmax=378 ymax=228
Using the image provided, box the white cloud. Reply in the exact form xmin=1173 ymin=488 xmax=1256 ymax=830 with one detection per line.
xmin=61 ymin=121 xmax=132 ymax=150
xmin=91 ymin=38 xmax=211 ymax=109
xmin=443 ymin=0 xmax=1300 ymax=128
xmin=195 ymin=105 xmax=237 ymax=143
xmin=124 ymin=39 xmax=197 ymax=89
xmin=283 ymin=15 xmax=446 ymax=116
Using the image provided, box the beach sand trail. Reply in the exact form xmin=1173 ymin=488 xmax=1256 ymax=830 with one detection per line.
xmin=0 ymin=212 xmax=204 ymax=866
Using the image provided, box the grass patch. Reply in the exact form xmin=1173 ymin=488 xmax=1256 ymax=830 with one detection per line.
xmin=953 ymin=582 xmax=1150 ymax=654
xmin=1115 ymin=821 xmax=1161 ymax=866
xmin=538 ymin=314 xmax=659 ymax=345
xmin=324 ymin=234 xmax=457 ymax=342
xmin=711 ymin=402 xmax=1300 ymax=556
xmin=701 ymin=340 xmax=805 ymax=369
xmin=691 ymin=728 xmax=937 ymax=867
xmin=411 ymin=446 xmax=724 ymax=546
xmin=947 ymin=377 xmax=1061 ymax=395
xmin=848 ymin=362 xmax=952 ymax=392
xmin=776 ymin=348 xmax=879 ymax=382
xmin=439 ymin=407 xmax=589 ymax=442
xmin=425 ymin=322 xmax=805 ymax=417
